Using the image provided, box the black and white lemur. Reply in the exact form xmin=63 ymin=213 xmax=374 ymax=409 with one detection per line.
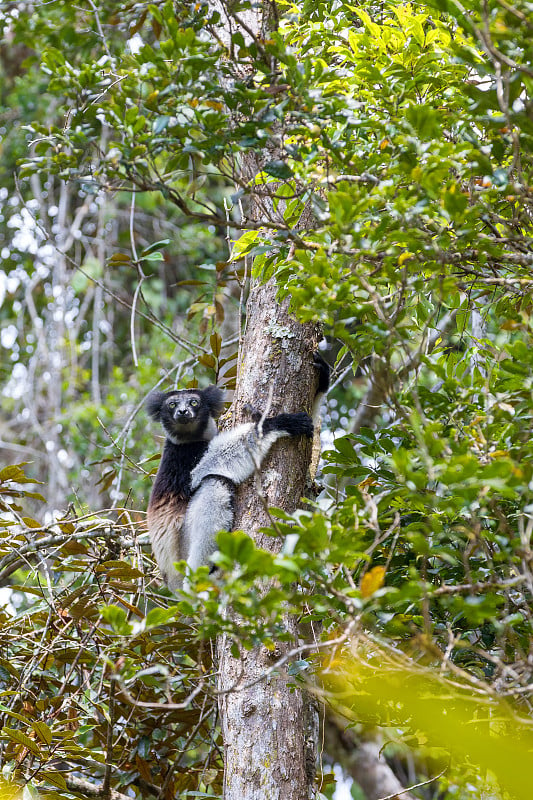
xmin=146 ymin=355 xmax=329 ymax=592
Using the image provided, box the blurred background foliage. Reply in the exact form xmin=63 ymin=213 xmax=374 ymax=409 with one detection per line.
xmin=1 ymin=0 xmax=533 ymax=798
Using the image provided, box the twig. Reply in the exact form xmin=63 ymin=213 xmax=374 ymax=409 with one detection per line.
xmin=65 ymin=775 xmax=131 ymax=800
xmin=102 ymin=678 xmax=116 ymax=799
xmin=114 ymin=675 xmax=205 ymax=711
xmin=377 ymin=766 xmax=449 ymax=800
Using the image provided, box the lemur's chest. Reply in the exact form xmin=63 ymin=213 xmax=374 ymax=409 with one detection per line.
xmin=150 ymin=439 xmax=209 ymax=502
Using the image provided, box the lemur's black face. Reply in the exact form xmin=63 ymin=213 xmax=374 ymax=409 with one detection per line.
xmin=146 ymin=386 xmax=225 ymax=444
xmin=159 ymin=392 xmax=208 ymax=439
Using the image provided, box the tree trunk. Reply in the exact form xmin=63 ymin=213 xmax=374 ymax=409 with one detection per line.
xmin=211 ymin=0 xmax=322 ymax=792
xmin=217 ymin=281 xmax=321 ymax=799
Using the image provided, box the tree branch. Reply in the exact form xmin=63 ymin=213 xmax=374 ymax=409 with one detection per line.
xmin=65 ymin=776 xmax=131 ymax=800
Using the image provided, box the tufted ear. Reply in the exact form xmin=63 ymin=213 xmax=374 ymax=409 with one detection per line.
xmin=201 ymin=385 xmax=225 ymax=418
xmin=146 ymin=391 xmax=166 ymax=421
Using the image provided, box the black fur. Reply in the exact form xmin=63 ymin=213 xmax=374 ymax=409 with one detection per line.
xmin=145 ymin=391 xmax=166 ymax=422
xmin=147 ymin=386 xmax=225 ymax=503
xmin=146 ymin=386 xmax=224 ymax=444
xmin=314 ymin=352 xmax=330 ymax=395
xmin=146 ymin=386 xmax=224 ymax=421
xmin=262 ymin=412 xmax=314 ymax=438
xmin=150 ymin=440 xmax=209 ymax=504
xmin=201 ymin=385 xmax=226 ymax=416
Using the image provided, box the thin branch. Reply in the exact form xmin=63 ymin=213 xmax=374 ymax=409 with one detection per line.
xmin=114 ymin=675 xmax=206 ymax=711
xmin=216 ymin=619 xmax=360 ymax=697
xmin=65 ymin=776 xmax=131 ymax=800
xmin=102 ymin=678 xmax=116 ymax=799
xmin=377 ymin=766 xmax=449 ymax=800
xmin=431 ymin=574 xmax=527 ymax=595
xmin=85 ymin=0 xmax=113 ymax=60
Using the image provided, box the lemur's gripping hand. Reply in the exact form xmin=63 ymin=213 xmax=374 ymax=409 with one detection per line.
xmin=243 ymin=403 xmax=262 ymax=424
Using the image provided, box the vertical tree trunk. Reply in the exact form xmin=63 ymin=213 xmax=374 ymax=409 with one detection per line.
xmin=211 ymin=1 xmax=321 ymax=793
xmin=217 ymin=282 xmax=321 ymax=799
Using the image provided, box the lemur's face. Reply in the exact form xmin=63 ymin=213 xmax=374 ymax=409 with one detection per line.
xmin=146 ymin=384 xmax=223 ymax=444
xmin=165 ymin=392 xmax=200 ymax=421
xmin=159 ymin=391 xmax=214 ymax=442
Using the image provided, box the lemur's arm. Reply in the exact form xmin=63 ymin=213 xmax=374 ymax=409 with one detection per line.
xmin=189 ymin=354 xmax=329 ymax=491
xmin=190 ymin=413 xmax=313 ymax=491
xmin=182 ymin=413 xmax=313 ymax=576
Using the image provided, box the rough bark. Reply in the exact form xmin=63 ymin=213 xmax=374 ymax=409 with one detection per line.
xmin=217 ymin=281 xmax=321 ymax=800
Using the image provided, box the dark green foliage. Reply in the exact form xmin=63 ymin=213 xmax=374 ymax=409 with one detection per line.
xmin=1 ymin=0 xmax=533 ymax=798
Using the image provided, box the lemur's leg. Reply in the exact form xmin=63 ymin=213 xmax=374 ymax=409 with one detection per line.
xmin=182 ymin=476 xmax=235 ymax=575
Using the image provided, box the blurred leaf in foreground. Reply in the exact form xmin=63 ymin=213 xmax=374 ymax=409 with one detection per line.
xmin=321 ymin=637 xmax=533 ymax=800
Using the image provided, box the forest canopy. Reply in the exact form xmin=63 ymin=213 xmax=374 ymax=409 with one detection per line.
xmin=0 ymin=0 xmax=533 ymax=799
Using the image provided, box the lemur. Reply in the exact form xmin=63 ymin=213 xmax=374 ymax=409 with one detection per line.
xmin=146 ymin=354 xmax=329 ymax=592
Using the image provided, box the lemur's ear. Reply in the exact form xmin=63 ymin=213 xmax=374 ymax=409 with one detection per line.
xmin=201 ymin=385 xmax=225 ymax=418
xmin=146 ymin=391 xmax=166 ymax=421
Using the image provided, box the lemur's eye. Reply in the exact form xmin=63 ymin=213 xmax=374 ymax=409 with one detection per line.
xmin=167 ymin=400 xmax=177 ymax=409
xmin=190 ymin=398 xmax=199 ymax=407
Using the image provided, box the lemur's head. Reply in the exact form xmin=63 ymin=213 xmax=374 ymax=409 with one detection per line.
xmin=146 ymin=386 xmax=225 ymax=444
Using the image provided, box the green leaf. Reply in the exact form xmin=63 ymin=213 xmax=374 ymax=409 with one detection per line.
xmin=99 ymin=604 xmax=133 ymax=636
xmin=153 ymin=115 xmax=170 ymax=133
xmin=2 ymin=727 xmax=42 ymax=756
xmin=144 ymin=607 xmax=178 ymax=628
xmin=263 ymin=159 xmax=293 ymax=180
xmin=230 ymin=230 xmax=260 ymax=260
xmin=140 ymin=239 xmax=171 ymax=257
xmin=210 ymin=332 xmax=222 ymax=357
xmin=32 ymin=720 xmax=53 ymax=746
xmin=40 ymin=771 xmax=68 ymax=790
xmin=108 ymin=252 xmax=132 ymax=265
xmin=405 ymin=104 xmax=442 ymax=139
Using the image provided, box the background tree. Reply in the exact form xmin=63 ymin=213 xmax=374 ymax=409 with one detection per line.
xmin=1 ymin=1 xmax=533 ymax=799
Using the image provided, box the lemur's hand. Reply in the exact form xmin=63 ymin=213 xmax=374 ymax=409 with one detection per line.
xmin=243 ymin=403 xmax=262 ymax=423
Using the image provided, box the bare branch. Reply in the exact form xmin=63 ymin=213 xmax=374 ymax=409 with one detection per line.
xmin=65 ymin=775 xmax=131 ymax=800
